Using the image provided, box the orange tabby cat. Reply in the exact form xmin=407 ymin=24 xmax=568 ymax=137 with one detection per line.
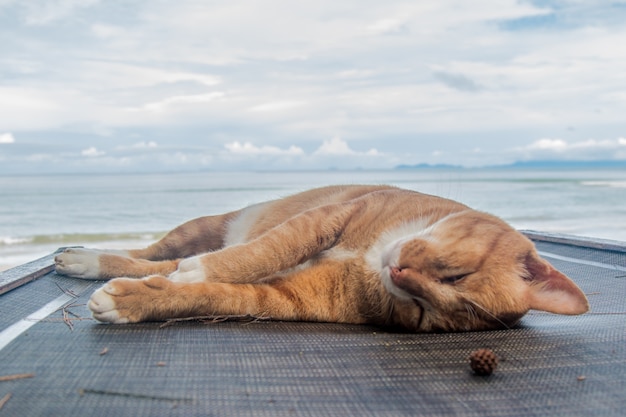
xmin=55 ymin=185 xmax=589 ymax=332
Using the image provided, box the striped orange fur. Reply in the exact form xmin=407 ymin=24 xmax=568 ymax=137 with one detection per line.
xmin=55 ymin=185 xmax=589 ymax=331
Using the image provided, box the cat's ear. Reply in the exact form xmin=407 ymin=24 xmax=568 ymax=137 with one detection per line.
xmin=524 ymin=252 xmax=589 ymax=315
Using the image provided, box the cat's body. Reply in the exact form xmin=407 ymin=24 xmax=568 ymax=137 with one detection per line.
xmin=55 ymin=185 xmax=589 ymax=332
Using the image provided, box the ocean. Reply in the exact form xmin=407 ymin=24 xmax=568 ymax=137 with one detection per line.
xmin=1 ymin=168 xmax=625 ymax=271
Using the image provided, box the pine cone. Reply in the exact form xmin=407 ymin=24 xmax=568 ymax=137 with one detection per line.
xmin=469 ymin=348 xmax=498 ymax=376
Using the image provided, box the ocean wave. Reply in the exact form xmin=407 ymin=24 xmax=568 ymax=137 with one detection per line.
xmin=0 ymin=232 xmax=164 ymax=271
xmin=581 ymin=181 xmax=626 ymax=188
xmin=0 ymin=232 xmax=165 ymax=247
xmin=0 ymin=236 xmax=31 ymax=245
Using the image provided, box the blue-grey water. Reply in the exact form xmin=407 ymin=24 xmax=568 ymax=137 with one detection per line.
xmin=1 ymin=169 xmax=625 ymax=270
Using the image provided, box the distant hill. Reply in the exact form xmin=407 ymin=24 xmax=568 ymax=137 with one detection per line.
xmin=499 ymin=160 xmax=626 ymax=169
xmin=395 ymin=163 xmax=464 ymax=170
xmin=395 ymin=160 xmax=626 ymax=170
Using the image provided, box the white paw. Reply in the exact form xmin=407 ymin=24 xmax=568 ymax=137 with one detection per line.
xmin=88 ymin=283 xmax=129 ymax=324
xmin=55 ymin=248 xmax=102 ymax=280
xmin=168 ymin=256 xmax=206 ymax=283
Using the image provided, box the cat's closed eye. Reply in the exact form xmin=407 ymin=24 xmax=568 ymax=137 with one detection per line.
xmin=440 ymin=274 xmax=468 ymax=285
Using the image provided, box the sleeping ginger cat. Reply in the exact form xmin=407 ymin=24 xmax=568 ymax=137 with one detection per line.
xmin=55 ymin=185 xmax=589 ymax=332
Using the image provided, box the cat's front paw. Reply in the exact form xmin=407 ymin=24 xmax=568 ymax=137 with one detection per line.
xmin=55 ymin=248 xmax=102 ymax=279
xmin=88 ymin=281 xmax=128 ymax=324
xmin=88 ymin=276 xmax=170 ymax=323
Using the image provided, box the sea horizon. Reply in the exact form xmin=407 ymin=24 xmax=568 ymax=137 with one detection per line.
xmin=3 ymin=158 xmax=626 ymax=178
xmin=1 ymin=167 xmax=625 ymax=271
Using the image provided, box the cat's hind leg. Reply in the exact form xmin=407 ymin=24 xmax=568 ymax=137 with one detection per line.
xmin=127 ymin=211 xmax=240 ymax=261
xmin=55 ymin=248 xmax=105 ymax=279
xmin=55 ymin=248 xmax=180 ymax=280
xmin=55 ymin=211 xmax=241 ymax=280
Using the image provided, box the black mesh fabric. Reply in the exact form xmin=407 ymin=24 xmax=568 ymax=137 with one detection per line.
xmin=0 ymin=239 xmax=624 ymax=417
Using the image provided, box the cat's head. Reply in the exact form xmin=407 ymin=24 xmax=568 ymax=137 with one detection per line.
xmin=381 ymin=210 xmax=589 ymax=332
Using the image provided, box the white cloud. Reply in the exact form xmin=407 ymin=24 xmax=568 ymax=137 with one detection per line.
xmin=131 ymin=141 xmax=158 ymax=149
xmin=20 ymin=0 xmax=100 ymax=26
xmin=528 ymin=138 xmax=568 ymax=151
xmin=81 ymin=146 xmax=106 ymax=157
xmin=249 ymin=100 xmax=306 ymax=113
xmin=1 ymin=1 xmax=626 ymax=173
xmin=527 ymin=138 xmax=626 ymax=152
xmin=0 ymin=133 xmax=15 ymax=144
xmin=314 ymin=137 xmax=381 ymax=156
xmin=224 ymin=141 xmax=305 ymax=156
xmin=75 ymin=62 xmax=221 ymax=93
xmin=91 ymin=23 xmax=125 ymax=39
xmin=367 ymin=18 xmax=407 ymax=35
xmin=139 ymin=92 xmax=225 ymax=113
xmin=314 ymin=137 xmax=353 ymax=155
xmin=517 ymin=138 xmax=626 ymax=160
xmin=26 ymin=153 xmax=56 ymax=162
xmin=115 ymin=141 xmax=158 ymax=150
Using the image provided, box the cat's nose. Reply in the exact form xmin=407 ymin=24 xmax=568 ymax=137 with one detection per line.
xmin=390 ymin=267 xmax=402 ymax=280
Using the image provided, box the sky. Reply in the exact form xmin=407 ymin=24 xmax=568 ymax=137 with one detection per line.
xmin=1 ymin=0 xmax=626 ymax=173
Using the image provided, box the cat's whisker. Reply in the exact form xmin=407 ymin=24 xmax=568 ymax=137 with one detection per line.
xmin=467 ymin=300 xmax=511 ymax=330
xmin=384 ymin=301 xmax=396 ymax=326
xmin=464 ymin=303 xmax=478 ymax=325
